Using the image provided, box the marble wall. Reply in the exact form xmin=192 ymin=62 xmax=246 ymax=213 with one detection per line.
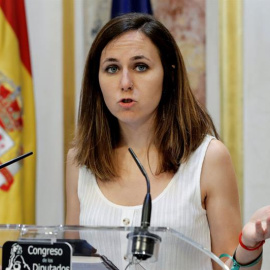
xmin=152 ymin=0 xmax=206 ymax=105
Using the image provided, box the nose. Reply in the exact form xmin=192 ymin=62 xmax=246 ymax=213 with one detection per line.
xmin=120 ymin=70 xmax=133 ymax=91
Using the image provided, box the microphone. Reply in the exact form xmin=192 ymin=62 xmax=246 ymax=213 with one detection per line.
xmin=128 ymin=148 xmax=151 ymax=228
xmin=126 ymin=148 xmax=161 ymax=262
xmin=0 ymin=152 xmax=33 ymax=170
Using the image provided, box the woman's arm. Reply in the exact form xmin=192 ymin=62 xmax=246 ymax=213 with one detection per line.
xmin=201 ymin=139 xmax=242 ymax=268
xmin=65 ymin=148 xmax=80 ymax=225
xmin=201 ymin=139 xmax=270 ymax=269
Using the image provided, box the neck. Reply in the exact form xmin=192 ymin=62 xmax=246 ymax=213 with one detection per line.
xmin=118 ymin=120 xmax=155 ymax=151
xmin=115 ymin=117 xmax=160 ymax=175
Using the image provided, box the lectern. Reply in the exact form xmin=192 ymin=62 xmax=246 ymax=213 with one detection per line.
xmin=0 ymin=225 xmax=229 ymax=270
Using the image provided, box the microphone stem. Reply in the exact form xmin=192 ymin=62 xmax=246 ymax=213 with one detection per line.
xmin=141 ymin=193 xmax=152 ymax=228
xmin=128 ymin=148 xmax=150 ymax=193
xmin=128 ymin=148 xmax=152 ymax=228
xmin=0 ymin=152 xmax=33 ymax=169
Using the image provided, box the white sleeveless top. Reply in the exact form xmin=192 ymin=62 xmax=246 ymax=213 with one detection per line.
xmin=78 ymin=135 xmax=214 ymax=269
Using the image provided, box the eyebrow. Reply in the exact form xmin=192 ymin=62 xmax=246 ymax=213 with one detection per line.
xmin=102 ymin=58 xmax=118 ymax=64
xmin=131 ymin=55 xmax=150 ymax=61
xmin=101 ymin=55 xmax=150 ymax=65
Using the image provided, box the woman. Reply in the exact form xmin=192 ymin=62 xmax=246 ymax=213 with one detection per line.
xmin=66 ymin=13 xmax=270 ymax=269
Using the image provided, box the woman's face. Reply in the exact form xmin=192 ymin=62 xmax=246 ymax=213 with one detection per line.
xmin=99 ymin=30 xmax=164 ymax=128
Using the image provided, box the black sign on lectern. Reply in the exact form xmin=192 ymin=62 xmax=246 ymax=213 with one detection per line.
xmin=2 ymin=241 xmax=72 ymax=270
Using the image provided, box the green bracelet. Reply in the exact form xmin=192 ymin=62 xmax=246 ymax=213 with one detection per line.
xmin=219 ymin=250 xmax=263 ymax=270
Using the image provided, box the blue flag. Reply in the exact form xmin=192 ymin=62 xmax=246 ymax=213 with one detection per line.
xmin=111 ymin=0 xmax=153 ymax=18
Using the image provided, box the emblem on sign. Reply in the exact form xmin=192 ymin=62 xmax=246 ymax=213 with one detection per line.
xmin=2 ymin=241 xmax=72 ymax=270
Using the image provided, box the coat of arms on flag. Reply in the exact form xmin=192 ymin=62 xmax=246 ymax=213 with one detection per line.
xmin=0 ymin=71 xmax=23 ymax=191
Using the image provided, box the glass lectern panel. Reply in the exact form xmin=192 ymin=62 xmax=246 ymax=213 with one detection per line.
xmin=0 ymin=225 xmax=229 ymax=270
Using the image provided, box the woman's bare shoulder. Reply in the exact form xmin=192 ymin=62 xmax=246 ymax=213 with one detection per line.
xmin=66 ymin=148 xmax=79 ymax=184
xmin=206 ymin=138 xmax=231 ymax=162
xmin=201 ymin=139 xmax=233 ymax=204
xmin=200 ymin=138 xmax=234 ymax=178
xmin=201 ymin=138 xmax=238 ymax=196
xmin=65 ymin=148 xmax=80 ymax=225
xmin=67 ymin=147 xmax=77 ymax=163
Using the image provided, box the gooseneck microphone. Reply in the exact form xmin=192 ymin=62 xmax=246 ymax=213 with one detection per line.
xmin=0 ymin=152 xmax=33 ymax=169
xmin=128 ymin=148 xmax=151 ymax=228
xmin=127 ymin=148 xmax=161 ymax=262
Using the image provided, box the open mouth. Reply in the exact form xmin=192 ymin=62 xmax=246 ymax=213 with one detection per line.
xmin=121 ymin=98 xmax=133 ymax=103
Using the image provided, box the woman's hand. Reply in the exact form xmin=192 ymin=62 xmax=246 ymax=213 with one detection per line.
xmin=241 ymin=205 xmax=270 ymax=248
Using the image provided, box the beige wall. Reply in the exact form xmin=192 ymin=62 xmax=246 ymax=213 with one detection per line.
xmin=25 ymin=0 xmax=64 ymax=225
xmin=243 ymin=0 xmax=270 ymax=267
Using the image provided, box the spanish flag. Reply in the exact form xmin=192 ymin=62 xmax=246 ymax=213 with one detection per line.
xmin=0 ymin=0 xmax=36 ymax=224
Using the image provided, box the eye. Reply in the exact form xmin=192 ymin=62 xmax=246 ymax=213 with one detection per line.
xmin=105 ymin=65 xmax=119 ymax=74
xmin=135 ymin=64 xmax=148 ymax=72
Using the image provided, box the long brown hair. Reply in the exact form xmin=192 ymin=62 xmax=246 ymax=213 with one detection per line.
xmin=73 ymin=13 xmax=219 ymax=180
